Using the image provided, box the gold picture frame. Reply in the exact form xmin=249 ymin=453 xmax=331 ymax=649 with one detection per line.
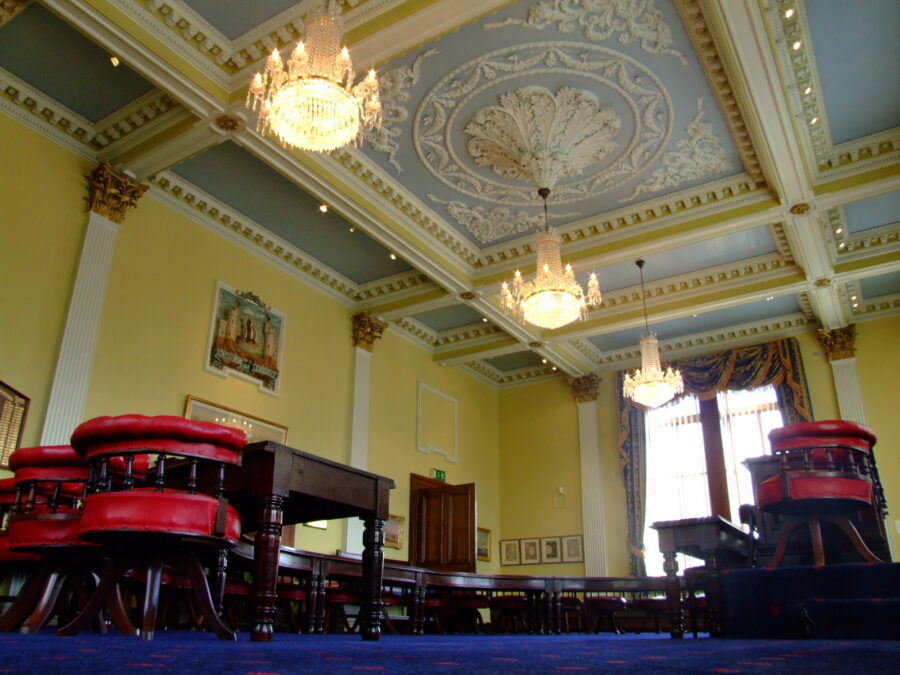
xmin=384 ymin=514 xmax=405 ymax=549
xmin=477 ymin=527 xmax=491 ymax=562
xmin=184 ymin=396 xmax=287 ymax=444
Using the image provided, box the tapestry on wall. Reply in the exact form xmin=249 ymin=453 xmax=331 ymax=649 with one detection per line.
xmin=205 ymin=282 xmax=285 ymax=395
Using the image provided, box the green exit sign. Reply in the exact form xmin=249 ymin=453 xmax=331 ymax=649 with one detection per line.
xmin=431 ymin=468 xmax=446 ymax=481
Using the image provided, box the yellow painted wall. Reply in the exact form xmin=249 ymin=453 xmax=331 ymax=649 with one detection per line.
xmin=368 ymin=330 xmax=501 ymax=573
xmin=0 ymin=115 xmax=93 ymax=452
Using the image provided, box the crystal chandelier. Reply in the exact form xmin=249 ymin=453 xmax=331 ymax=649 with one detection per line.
xmin=622 ymin=259 xmax=684 ymax=408
xmin=246 ymin=1 xmax=382 ymax=152
xmin=501 ymin=188 xmax=602 ymax=330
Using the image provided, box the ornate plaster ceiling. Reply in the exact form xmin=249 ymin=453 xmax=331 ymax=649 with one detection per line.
xmin=0 ymin=0 xmax=897 ymax=387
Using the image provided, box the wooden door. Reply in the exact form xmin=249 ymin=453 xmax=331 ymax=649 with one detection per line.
xmin=409 ymin=474 xmax=476 ymax=572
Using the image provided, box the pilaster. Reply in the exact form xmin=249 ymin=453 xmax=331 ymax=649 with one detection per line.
xmin=40 ymin=163 xmax=146 ymax=444
xmin=567 ymin=374 xmax=607 ymax=576
xmin=817 ymin=325 xmax=867 ymax=424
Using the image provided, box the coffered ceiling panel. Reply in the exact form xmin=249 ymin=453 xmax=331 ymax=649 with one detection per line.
xmin=179 ymin=0 xmax=299 ymax=40
xmin=859 ymin=271 xmax=900 ymax=300
xmin=844 ymin=191 xmax=900 ymax=234
xmin=412 ymin=305 xmax=485 ymax=333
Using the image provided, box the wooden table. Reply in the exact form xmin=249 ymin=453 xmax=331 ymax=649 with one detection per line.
xmin=652 ymin=516 xmax=750 ymax=637
xmin=225 ymin=441 xmax=395 ymax=641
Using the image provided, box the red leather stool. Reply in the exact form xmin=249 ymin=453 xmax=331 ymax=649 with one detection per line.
xmin=760 ymin=420 xmax=884 ymax=568
xmin=447 ymin=592 xmax=488 ymax=633
xmin=585 ymin=595 xmax=627 ymax=634
xmin=490 ymin=594 xmax=530 ymax=634
xmin=1 ymin=445 xmax=133 ymax=634
xmin=57 ymin=415 xmax=245 ymax=640
xmin=0 ymin=477 xmax=40 ymax=619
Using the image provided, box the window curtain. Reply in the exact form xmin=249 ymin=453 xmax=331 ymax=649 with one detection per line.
xmin=617 ymin=337 xmax=813 ymax=576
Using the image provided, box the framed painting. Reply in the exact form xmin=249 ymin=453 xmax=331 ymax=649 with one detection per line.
xmin=206 ymin=282 xmax=285 ymax=395
xmin=0 ymin=380 xmax=29 ymax=468
xmin=541 ymin=537 xmax=562 ymax=564
xmin=184 ymin=396 xmax=287 ymax=444
xmin=476 ymin=527 xmax=491 ymax=562
xmin=520 ymin=538 xmax=540 ymax=565
xmin=499 ymin=539 xmax=520 ymax=566
xmin=384 ymin=514 xmax=405 ymax=549
xmin=562 ymin=535 xmax=584 ymax=563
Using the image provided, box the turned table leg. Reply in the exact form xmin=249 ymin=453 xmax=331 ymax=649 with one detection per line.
xmin=359 ymin=517 xmax=385 ymax=641
xmin=662 ymin=550 xmax=685 ymax=639
xmin=251 ymin=494 xmax=283 ymax=642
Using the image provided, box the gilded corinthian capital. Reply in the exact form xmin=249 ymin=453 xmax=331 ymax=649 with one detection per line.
xmin=817 ymin=324 xmax=857 ymax=361
xmin=352 ymin=312 xmax=388 ymax=352
xmin=567 ymin=373 xmax=602 ymax=403
xmin=87 ymin=162 xmax=148 ymax=224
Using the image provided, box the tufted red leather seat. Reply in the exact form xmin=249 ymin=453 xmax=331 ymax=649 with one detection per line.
xmin=759 ymin=420 xmax=883 ymax=568
xmin=58 ymin=414 xmax=245 ymax=641
xmin=0 ymin=478 xmax=40 ymax=563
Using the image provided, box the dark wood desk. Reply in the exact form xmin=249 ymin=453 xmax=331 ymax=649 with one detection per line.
xmin=652 ymin=516 xmax=750 ymax=637
xmin=225 ymin=441 xmax=395 ymax=641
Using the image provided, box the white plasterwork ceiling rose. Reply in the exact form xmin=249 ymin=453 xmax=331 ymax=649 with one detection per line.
xmin=465 ymin=86 xmax=620 ymax=189
xmin=484 ymin=0 xmax=687 ymax=65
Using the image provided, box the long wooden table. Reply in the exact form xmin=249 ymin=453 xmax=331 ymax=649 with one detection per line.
xmin=223 ymin=441 xmax=395 ymax=641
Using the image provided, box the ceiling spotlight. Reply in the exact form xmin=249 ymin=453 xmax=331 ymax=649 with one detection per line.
xmin=766 ymin=296 xmax=774 ymax=301
xmin=804 ymin=86 xmax=812 ymax=95
xmin=853 ymin=302 xmax=859 ymax=308
xmin=389 ymin=253 xmax=397 ymax=260
xmin=692 ymin=314 xmax=698 ymax=317
xmin=784 ymin=8 xmax=795 ymax=18
xmin=851 ymin=295 xmax=857 ymax=301
xmin=551 ymin=366 xmax=557 ymax=372
xmin=110 ymin=56 xmax=120 ymax=67
xmin=349 ymin=226 xmax=355 ymax=232
xmin=810 ymin=116 xmax=819 ymax=124
xmin=541 ymin=358 xmax=548 ymax=364
xmin=839 ymin=242 xmax=846 ymax=248
xmin=835 ymin=228 xmax=843 ymax=234
xmin=319 ymin=204 xmax=328 ymax=213
xmin=482 ymin=318 xmax=488 ymax=323
xmin=792 ymin=40 xmax=802 ymax=50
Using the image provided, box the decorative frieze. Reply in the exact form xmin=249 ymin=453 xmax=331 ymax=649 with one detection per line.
xmin=567 ymin=373 xmax=602 ymax=403
xmin=87 ymin=162 xmax=147 ymax=224
xmin=817 ymin=324 xmax=856 ymax=361
xmin=352 ymin=312 xmax=388 ymax=352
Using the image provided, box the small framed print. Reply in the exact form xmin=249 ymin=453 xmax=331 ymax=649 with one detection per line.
xmin=500 ymin=539 xmax=520 ymax=566
xmin=384 ymin=514 xmax=405 ymax=549
xmin=541 ymin=537 xmax=562 ymax=563
xmin=520 ymin=538 xmax=540 ymax=565
xmin=477 ymin=527 xmax=491 ymax=562
xmin=562 ymin=535 xmax=584 ymax=563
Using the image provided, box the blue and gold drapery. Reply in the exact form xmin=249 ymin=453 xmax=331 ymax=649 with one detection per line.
xmin=618 ymin=337 xmax=813 ymax=577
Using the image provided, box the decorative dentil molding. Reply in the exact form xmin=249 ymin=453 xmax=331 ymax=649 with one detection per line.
xmin=485 ymin=0 xmax=687 ymax=66
xmin=391 ymin=317 xmax=501 ymax=349
xmin=461 ymin=359 xmax=558 ymax=387
xmin=0 ymin=0 xmax=28 ymax=27
xmin=465 ymin=86 xmax=620 ymax=189
xmin=413 ymin=41 xmax=671 ymax=206
xmin=87 ymin=162 xmax=148 ymax=224
xmin=624 ymin=97 xmax=732 ymax=201
xmin=675 ymin=0 xmax=763 ymax=183
xmin=567 ymin=373 xmax=602 ymax=403
xmin=428 ymin=194 xmax=578 ymax=244
xmin=817 ymin=324 xmax=856 ymax=361
xmin=365 ymin=48 xmax=437 ymax=173
xmin=352 ymin=311 xmax=389 ymax=352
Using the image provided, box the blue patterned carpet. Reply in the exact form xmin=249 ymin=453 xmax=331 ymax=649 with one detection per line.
xmin=0 ymin=631 xmax=898 ymax=674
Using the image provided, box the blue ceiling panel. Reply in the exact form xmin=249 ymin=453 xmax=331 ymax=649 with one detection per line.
xmin=588 ymin=295 xmax=802 ymax=353
xmin=171 ymin=142 xmax=412 ymax=284
xmin=485 ymin=351 xmax=544 ymax=372
xmin=806 ymin=0 xmax=900 ymax=144
xmin=0 ymin=3 xmax=155 ymax=122
xmin=843 ymin=191 xmax=900 ymax=234
xmin=180 ymin=0 xmax=299 ymax=40
xmin=859 ymin=271 xmax=900 ymax=299
xmin=413 ymin=305 xmax=484 ymax=332
xmin=578 ymin=225 xmax=777 ymax=291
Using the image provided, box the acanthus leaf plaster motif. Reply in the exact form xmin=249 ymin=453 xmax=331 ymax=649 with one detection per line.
xmin=465 ymin=86 xmax=620 ymax=189
xmin=624 ymin=98 xmax=732 ymax=201
xmin=365 ymin=48 xmax=437 ymax=172
xmin=485 ymin=0 xmax=687 ymax=66
xmin=429 ymin=193 xmax=579 ymax=244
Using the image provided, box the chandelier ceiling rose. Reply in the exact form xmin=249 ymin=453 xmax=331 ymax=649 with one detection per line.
xmin=246 ymin=1 xmax=382 ymax=153
xmin=622 ymin=259 xmax=684 ymax=408
xmin=500 ymin=187 xmax=602 ymax=330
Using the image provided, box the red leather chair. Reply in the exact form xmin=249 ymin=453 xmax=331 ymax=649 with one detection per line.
xmin=0 ymin=477 xmax=41 ymax=620
xmin=760 ymin=420 xmax=884 ymax=568
xmin=585 ymin=595 xmax=627 ymax=634
xmin=0 ymin=445 xmax=134 ymax=634
xmin=57 ymin=415 xmax=245 ymax=640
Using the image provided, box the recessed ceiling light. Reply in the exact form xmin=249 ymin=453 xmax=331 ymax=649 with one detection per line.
xmin=804 ymin=86 xmax=812 ymax=95
xmin=551 ymin=366 xmax=557 ymax=371
xmin=784 ymin=8 xmax=795 ymax=18
xmin=792 ymin=40 xmax=802 ymax=50
xmin=766 ymin=296 xmax=774 ymax=301
xmin=853 ymin=303 xmax=859 ymax=308
xmin=851 ymin=295 xmax=857 ymax=301
xmin=389 ymin=253 xmax=397 ymax=260
xmin=482 ymin=318 xmax=488 ymax=322
xmin=835 ymin=228 xmax=843 ymax=234
xmin=349 ymin=226 xmax=355 ymax=232
xmin=541 ymin=358 xmax=547 ymax=364
xmin=810 ymin=116 xmax=819 ymax=124
xmin=110 ymin=56 xmax=120 ymax=67
xmin=692 ymin=314 xmax=697 ymax=317
xmin=319 ymin=204 xmax=328 ymax=213
xmin=839 ymin=242 xmax=846 ymax=248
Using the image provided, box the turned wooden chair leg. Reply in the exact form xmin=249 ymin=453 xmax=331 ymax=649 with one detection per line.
xmin=18 ymin=570 xmax=64 ymax=634
xmin=822 ymin=514 xmax=884 ymax=563
xmin=58 ymin=556 xmax=135 ymax=637
xmin=0 ymin=570 xmax=46 ymax=632
xmin=177 ymin=555 xmax=236 ymax=641
xmin=767 ymin=516 xmax=804 ymax=568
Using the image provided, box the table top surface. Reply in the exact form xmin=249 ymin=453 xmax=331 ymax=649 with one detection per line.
xmin=242 ymin=441 xmax=396 ymax=487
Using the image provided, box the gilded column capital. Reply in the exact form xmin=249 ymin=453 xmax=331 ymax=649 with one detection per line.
xmin=86 ymin=162 xmax=148 ymax=224
xmin=352 ymin=312 xmax=388 ymax=352
xmin=567 ymin=373 xmax=602 ymax=404
xmin=817 ymin=324 xmax=857 ymax=361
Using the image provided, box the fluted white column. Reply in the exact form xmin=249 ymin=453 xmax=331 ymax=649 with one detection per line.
xmin=577 ymin=399 xmax=607 ymax=576
xmin=40 ymin=212 xmax=121 ymax=445
xmin=829 ymin=357 xmax=867 ymax=424
xmin=343 ymin=346 xmax=373 ymax=553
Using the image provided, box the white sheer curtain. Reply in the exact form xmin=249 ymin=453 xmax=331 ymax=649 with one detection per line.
xmin=643 ymin=384 xmax=782 ymax=576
